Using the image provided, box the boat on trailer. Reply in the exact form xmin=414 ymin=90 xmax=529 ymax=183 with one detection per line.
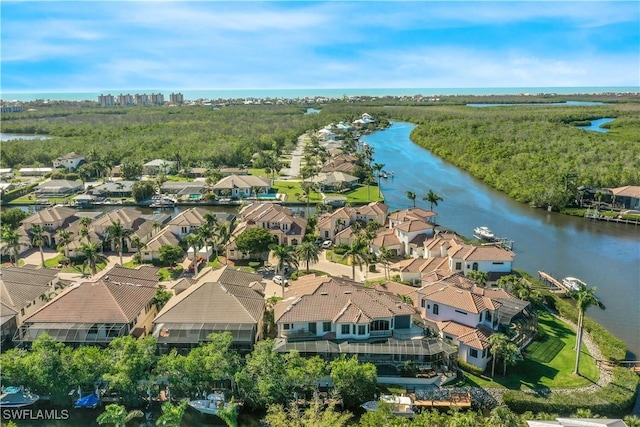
xmin=0 ymin=386 xmax=40 ymax=408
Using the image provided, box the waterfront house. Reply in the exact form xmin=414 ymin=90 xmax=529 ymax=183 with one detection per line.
xmin=16 ymin=278 xmax=158 ymax=347
xmin=605 ymin=185 xmax=640 ymax=210
xmin=18 ymin=167 xmax=53 ymax=176
xmin=52 ymin=152 xmax=85 ymax=171
xmin=316 ymin=202 xmax=388 ymax=241
xmin=90 ymin=180 xmax=136 ymax=198
xmin=310 ymin=171 xmax=359 ymax=192
xmin=139 ymin=227 xmax=181 ymax=262
xmin=167 ymin=208 xmax=235 ymax=239
xmin=447 ymin=243 xmax=515 ymax=282
xmin=0 ymin=266 xmax=66 ymax=346
xmin=34 ymin=179 xmax=83 ymax=198
xmin=159 ymin=181 xmax=208 ymax=201
xmin=142 ymin=159 xmax=177 ymax=176
xmin=153 ymin=266 xmax=265 ymax=353
xmin=388 ymin=207 xmax=437 ymax=228
xmin=211 ymin=174 xmax=271 ymax=198
xmin=321 ymin=154 xmax=358 ymax=175
xmin=17 ymin=205 xmax=80 ymax=250
xmin=273 ymin=275 xmax=457 ymax=367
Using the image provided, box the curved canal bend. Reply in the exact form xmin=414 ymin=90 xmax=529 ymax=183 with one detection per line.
xmin=361 ymin=122 xmax=640 ymax=359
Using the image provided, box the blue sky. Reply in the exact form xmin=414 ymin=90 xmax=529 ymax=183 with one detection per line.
xmin=1 ymin=1 xmax=639 ymax=92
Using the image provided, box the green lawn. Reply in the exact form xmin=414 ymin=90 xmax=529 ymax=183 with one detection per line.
xmin=273 ymin=181 xmax=384 ymax=204
xmin=459 ymin=311 xmax=599 ymax=390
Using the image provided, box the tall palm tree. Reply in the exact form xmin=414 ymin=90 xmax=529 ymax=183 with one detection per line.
xmin=378 ymin=246 xmax=393 ymax=280
xmin=423 ymin=189 xmax=443 ymax=212
xmin=96 ymin=403 xmax=143 ymax=427
xmin=405 ymin=191 xmax=416 ymax=208
xmin=105 ymin=220 xmax=131 ymax=266
xmin=343 ymin=237 xmax=369 ymax=281
xmin=295 ymin=241 xmax=320 ymax=273
xmin=29 ymin=224 xmax=48 ymax=267
xmin=466 ymin=270 xmax=488 ymax=287
xmin=502 ymin=341 xmax=521 ymax=376
xmin=79 ymin=217 xmax=93 ymax=243
xmin=57 ymin=229 xmax=73 ymax=259
xmin=1 ymin=228 xmax=23 ymax=266
xmin=271 ymin=245 xmax=299 ymax=297
xmin=372 ymin=162 xmax=385 ymax=197
xmin=129 ymin=236 xmax=147 ymax=265
xmin=184 ymin=232 xmax=204 ymax=275
xmin=572 ymin=285 xmax=605 ymax=375
xmin=81 ymin=242 xmax=107 ymax=276
xmin=217 ymin=218 xmax=237 ymax=265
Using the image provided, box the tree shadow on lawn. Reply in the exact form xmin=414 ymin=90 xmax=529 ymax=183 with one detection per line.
xmin=472 ymin=359 xmax=561 ymax=391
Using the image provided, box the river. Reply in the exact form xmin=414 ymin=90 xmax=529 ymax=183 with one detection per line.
xmin=362 ymin=121 xmax=640 ymax=360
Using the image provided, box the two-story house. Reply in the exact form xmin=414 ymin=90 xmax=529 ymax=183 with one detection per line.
xmin=167 ymin=208 xmax=235 ymax=240
xmin=316 ymin=202 xmax=388 ymax=241
xmin=18 ymin=206 xmax=80 ymax=251
xmin=234 ymin=203 xmax=307 ymax=249
xmin=52 ymin=152 xmax=85 ymax=171
xmin=15 ymin=266 xmax=161 ymax=347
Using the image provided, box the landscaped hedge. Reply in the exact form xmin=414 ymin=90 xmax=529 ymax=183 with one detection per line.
xmin=503 ymin=367 xmax=639 ymax=416
xmin=1 ymin=183 xmax=38 ymax=203
xmin=290 ymin=269 xmax=330 ymax=280
xmin=458 ymin=358 xmax=485 ymax=376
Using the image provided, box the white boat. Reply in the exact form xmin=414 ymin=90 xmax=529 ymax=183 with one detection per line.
xmin=188 ymin=391 xmax=230 ymax=415
xmin=562 ymin=277 xmax=587 ymax=291
xmin=473 ymin=226 xmax=495 ymax=241
xmin=361 ymin=394 xmax=416 ymax=417
xmin=150 ymin=196 xmax=175 ymax=208
xmin=0 ymin=386 xmax=40 ymax=408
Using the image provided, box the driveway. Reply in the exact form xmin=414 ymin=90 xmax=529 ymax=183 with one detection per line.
xmin=281 ymin=134 xmax=308 ymax=178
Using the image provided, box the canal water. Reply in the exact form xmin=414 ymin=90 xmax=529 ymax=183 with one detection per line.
xmin=362 ymin=121 xmax=640 ymax=359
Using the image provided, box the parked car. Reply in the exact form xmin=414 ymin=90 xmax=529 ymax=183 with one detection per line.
xmin=273 ymin=275 xmax=289 ymax=286
xmin=321 ymin=240 xmax=333 ymax=249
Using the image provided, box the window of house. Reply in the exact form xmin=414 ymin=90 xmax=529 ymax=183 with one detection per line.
xmin=455 ymin=310 xmax=468 ymax=315
xmin=371 ymin=319 xmax=390 ymax=331
xmin=88 ymin=324 xmax=99 ymax=335
xmin=455 ymin=262 xmax=462 ymax=270
xmin=492 ymin=262 xmax=504 ymax=265
xmin=308 ymin=323 xmax=317 ymax=334
xmin=445 ymin=335 xmax=453 ymax=341
xmin=283 ymin=323 xmax=291 ymax=330
xmin=421 ymin=299 xmax=426 ymax=308
xmin=472 ymin=262 xmax=479 ymax=271
xmin=325 ymin=231 xmax=329 ymax=238
xmin=21 ymin=308 xmax=25 ymax=316
xmin=469 ymin=348 xmax=478 ymax=358
xmin=341 ymin=324 xmax=350 ymax=335
xmin=323 ymin=322 xmax=331 ymax=332
xmin=433 ymin=304 xmax=439 ymax=315
xmin=485 ymin=311 xmax=492 ymax=322
xmin=181 ymin=227 xmax=188 ymax=234
xmin=358 ymin=325 xmax=366 ymax=335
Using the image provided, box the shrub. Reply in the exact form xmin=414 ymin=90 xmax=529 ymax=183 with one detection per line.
xmin=290 ymin=269 xmax=329 ymax=280
xmin=248 ymin=261 xmax=262 ymax=269
xmin=457 ymin=358 xmax=484 ymax=376
xmin=333 ymin=244 xmax=348 ymax=255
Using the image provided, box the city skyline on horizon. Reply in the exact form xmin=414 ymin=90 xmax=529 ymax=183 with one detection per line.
xmin=2 ymin=1 xmax=639 ymax=93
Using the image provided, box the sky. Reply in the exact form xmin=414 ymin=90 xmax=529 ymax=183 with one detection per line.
xmin=1 ymin=1 xmax=639 ymax=92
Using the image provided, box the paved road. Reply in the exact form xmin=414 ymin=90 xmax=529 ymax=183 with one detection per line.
xmin=281 ymin=134 xmax=308 ymax=178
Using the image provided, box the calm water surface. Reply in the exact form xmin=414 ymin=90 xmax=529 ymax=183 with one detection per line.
xmin=362 ymin=122 xmax=640 ymax=359
xmin=577 ymin=118 xmax=615 ymax=132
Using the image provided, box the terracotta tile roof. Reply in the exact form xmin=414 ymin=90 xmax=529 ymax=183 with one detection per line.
xmin=357 ymin=202 xmax=389 ymax=217
xmin=212 ymin=174 xmax=271 ymax=190
xmin=144 ymin=227 xmax=180 ymax=252
xmin=154 ymin=281 xmax=265 ymax=324
xmin=372 ymin=229 xmax=401 ymax=247
xmin=437 ymin=321 xmax=492 ymax=350
xmin=607 ymin=185 xmax=640 ymax=198
xmin=395 ymin=220 xmax=433 ymax=233
xmin=195 ymin=266 xmax=265 ymax=292
xmin=102 ymin=265 xmax=161 ymax=287
xmin=389 ymin=208 xmax=436 ymax=222
xmin=25 ymin=280 xmax=156 ymax=324
xmin=462 ymin=246 xmax=515 ymax=262
xmin=0 ymin=266 xmax=58 ymax=310
xmin=419 ymin=282 xmax=501 ymax=314
xmin=21 ymin=206 xmax=78 ymax=227
xmin=371 ymin=281 xmax=420 ymax=306
xmin=168 ymin=207 xmax=235 ymax=227
xmin=92 ymin=208 xmax=143 ymax=230
xmin=275 ymin=278 xmax=416 ymax=324
xmin=395 ymin=257 xmax=449 ymax=274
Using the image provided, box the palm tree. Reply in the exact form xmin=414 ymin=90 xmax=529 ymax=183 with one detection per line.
xmin=155 ymin=400 xmax=187 ymax=427
xmin=129 ymin=236 xmax=147 ymax=265
xmin=80 ymin=242 xmax=107 ymax=276
xmin=29 ymin=224 xmax=48 ymax=267
xmin=57 ymin=229 xmax=73 ymax=259
xmin=295 ymin=241 xmax=320 ymax=273
xmin=405 ymin=191 xmax=416 ymax=208
xmin=217 ymin=218 xmax=237 ymax=265
xmin=80 ymin=217 xmax=93 ymax=243
xmin=96 ymin=403 xmax=143 ymax=427
xmin=343 ymin=237 xmax=369 ymax=281
xmin=571 ymin=285 xmax=605 ymax=375
xmin=489 ymin=333 xmax=509 ymax=377
xmin=271 ymin=244 xmax=299 ymax=297
xmin=105 ymin=220 xmax=131 ymax=266
xmin=372 ymin=162 xmax=385 ymax=198
xmin=423 ymin=189 xmax=443 ymax=212
xmin=184 ymin=233 xmax=204 ymax=276
xmin=466 ymin=270 xmax=488 ymax=287
xmin=1 ymin=228 xmax=23 ymax=266
xmin=378 ymin=246 xmax=393 ymax=280
xmin=502 ymin=341 xmax=521 ymax=376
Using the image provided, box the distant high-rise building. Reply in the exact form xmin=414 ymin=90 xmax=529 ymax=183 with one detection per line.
xmin=170 ymin=93 xmax=184 ymax=104
xmin=98 ymin=94 xmax=115 ymax=107
xmin=135 ymin=93 xmax=149 ymax=106
xmin=118 ymin=93 xmax=133 ymax=106
xmin=151 ymin=93 xmax=165 ymax=105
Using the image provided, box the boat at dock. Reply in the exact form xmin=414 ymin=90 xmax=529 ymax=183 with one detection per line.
xmin=361 ymin=394 xmax=416 ymax=417
xmin=473 ymin=226 xmax=495 ymax=241
xmin=562 ymin=276 xmax=587 ymax=292
xmin=0 ymin=386 xmax=40 ymax=408
xmin=188 ymin=391 xmax=230 ymax=415
xmin=150 ymin=196 xmax=175 ymax=209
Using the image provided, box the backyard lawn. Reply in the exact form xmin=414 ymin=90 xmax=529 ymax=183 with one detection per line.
xmin=459 ymin=311 xmax=599 ymax=390
xmin=273 ymin=181 xmax=384 ymax=204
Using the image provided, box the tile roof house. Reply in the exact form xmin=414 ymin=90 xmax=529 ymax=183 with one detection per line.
xmin=211 ymin=174 xmax=272 ymax=198
xmin=388 ymin=208 xmax=437 ymax=227
xmin=317 ymin=202 xmax=388 ymax=241
xmin=52 ymin=152 xmax=85 ymax=170
xmin=416 ymin=273 xmax=533 ymax=370
xmin=15 ymin=272 xmax=158 ymax=346
xmin=34 ymin=179 xmax=84 ymax=197
xmin=143 ymin=159 xmax=177 ymax=175
xmin=273 ymin=275 xmax=458 ymax=367
xmin=1 ymin=266 xmax=66 ymax=344
xmin=16 ymin=206 xmax=80 ymax=251
xmin=310 ymin=171 xmax=359 ymax=192
xmin=605 ymin=185 xmax=640 ymax=210
xmin=152 ymin=266 xmax=266 ymax=353
xmin=167 ymin=208 xmax=234 ymax=239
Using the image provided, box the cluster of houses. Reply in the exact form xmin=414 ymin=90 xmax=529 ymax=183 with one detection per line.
xmin=2 ymin=200 xmax=538 ymax=377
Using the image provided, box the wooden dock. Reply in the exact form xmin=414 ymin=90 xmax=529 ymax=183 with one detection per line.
xmin=538 ymin=271 xmax=571 ymax=294
xmin=410 ymin=392 xmax=471 ymax=409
